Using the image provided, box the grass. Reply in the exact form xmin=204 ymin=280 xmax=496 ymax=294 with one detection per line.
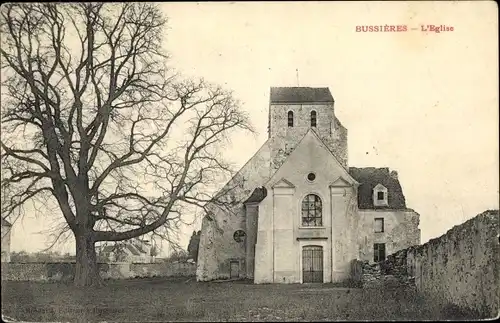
xmin=1 ymin=277 xmax=482 ymax=322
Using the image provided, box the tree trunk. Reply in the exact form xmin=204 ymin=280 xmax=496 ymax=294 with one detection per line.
xmin=74 ymin=232 xmax=101 ymax=287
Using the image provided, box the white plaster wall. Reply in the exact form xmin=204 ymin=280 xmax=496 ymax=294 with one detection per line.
xmin=330 ymin=186 xmax=359 ymax=282
xmin=254 ymin=193 xmax=274 ymax=283
xmin=357 ymin=209 xmax=420 ymax=263
xmin=255 ymin=130 xmax=356 ymax=284
xmin=273 ymin=186 xmax=298 ymax=283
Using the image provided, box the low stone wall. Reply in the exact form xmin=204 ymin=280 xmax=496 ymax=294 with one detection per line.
xmin=359 ymin=210 xmax=499 ymax=318
xmin=360 ymin=255 xmax=415 ymax=289
xmin=1 ymin=261 xmax=196 ymax=282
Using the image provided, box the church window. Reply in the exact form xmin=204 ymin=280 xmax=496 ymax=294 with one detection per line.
xmin=374 ymin=243 xmax=386 ymax=262
xmin=310 ymin=110 xmax=317 ymax=127
xmin=233 ymin=230 xmax=246 ymax=242
xmin=307 ymin=172 xmax=316 ymax=182
xmin=301 ymin=194 xmax=322 ymax=226
xmin=287 ymin=111 xmax=294 ymax=127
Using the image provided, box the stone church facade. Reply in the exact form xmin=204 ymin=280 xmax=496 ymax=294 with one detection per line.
xmin=196 ymin=87 xmax=420 ymax=283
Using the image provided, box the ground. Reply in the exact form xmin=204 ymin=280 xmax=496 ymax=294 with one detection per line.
xmin=1 ymin=278 xmax=480 ymax=322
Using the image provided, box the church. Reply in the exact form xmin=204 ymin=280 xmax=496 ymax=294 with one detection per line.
xmin=196 ymin=87 xmax=421 ymax=284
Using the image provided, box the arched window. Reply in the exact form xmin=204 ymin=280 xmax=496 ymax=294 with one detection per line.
xmin=301 ymin=194 xmax=322 ymax=226
xmin=310 ymin=110 xmax=317 ymax=127
xmin=287 ymin=111 xmax=294 ymax=127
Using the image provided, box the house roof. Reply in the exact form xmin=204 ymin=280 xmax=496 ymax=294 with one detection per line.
xmin=348 ymin=167 xmax=407 ymax=210
xmin=100 ymin=245 xmax=115 ymax=253
xmin=125 ymin=244 xmax=141 ymax=256
xmin=1 ymin=217 xmax=12 ymax=227
xmin=243 ymin=187 xmax=268 ymax=204
xmin=100 ymin=243 xmax=143 ymax=256
xmin=270 ymin=87 xmax=334 ymax=103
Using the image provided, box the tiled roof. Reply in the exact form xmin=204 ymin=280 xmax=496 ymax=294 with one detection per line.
xmin=349 ymin=167 xmax=407 ymax=210
xmin=270 ymin=87 xmax=334 ymax=103
xmin=243 ymin=187 xmax=268 ymax=204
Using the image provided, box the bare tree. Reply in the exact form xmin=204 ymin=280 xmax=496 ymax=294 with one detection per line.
xmin=0 ymin=3 xmax=252 ymax=286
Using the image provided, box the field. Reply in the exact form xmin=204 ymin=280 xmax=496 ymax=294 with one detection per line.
xmin=1 ymin=277 xmax=479 ymax=322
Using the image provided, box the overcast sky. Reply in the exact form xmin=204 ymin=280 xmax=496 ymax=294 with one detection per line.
xmin=9 ymin=1 xmax=498 ymax=256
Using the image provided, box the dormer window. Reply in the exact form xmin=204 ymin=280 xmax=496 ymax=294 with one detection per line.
xmin=310 ymin=110 xmax=317 ymax=127
xmin=373 ymin=184 xmax=388 ymax=207
xmin=288 ymin=111 xmax=294 ymax=127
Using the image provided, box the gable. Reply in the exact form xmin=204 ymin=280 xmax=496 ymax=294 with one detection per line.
xmin=373 ymin=183 xmax=388 ymax=191
xmin=330 ymin=176 xmax=353 ymax=187
xmin=265 ymin=129 xmax=357 ymax=188
xmin=272 ymin=178 xmax=295 ymax=188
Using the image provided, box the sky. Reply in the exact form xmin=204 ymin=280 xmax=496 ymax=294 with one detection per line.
xmin=7 ymin=1 xmax=499 ymax=256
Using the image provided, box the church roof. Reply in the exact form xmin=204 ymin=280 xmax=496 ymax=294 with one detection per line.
xmin=270 ymin=87 xmax=334 ymax=103
xmin=243 ymin=187 xmax=268 ymax=204
xmin=349 ymin=167 xmax=407 ymax=210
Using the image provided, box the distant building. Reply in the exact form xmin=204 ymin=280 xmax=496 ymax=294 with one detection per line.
xmin=100 ymin=239 xmax=153 ymax=263
xmin=197 ymin=87 xmax=421 ymax=283
xmin=1 ymin=217 xmax=12 ymax=262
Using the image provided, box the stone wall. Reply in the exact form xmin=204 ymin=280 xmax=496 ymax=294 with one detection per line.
xmin=268 ymin=103 xmax=348 ymax=168
xmin=410 ymin=210 xmax=499 ymax=317
xmin=1 ymin=261 xmax=196 ymax=282
xmin=196 ymin=140 xmax=272 ymax=281
xmin=358 ymin=210 xmax=499 ymax=318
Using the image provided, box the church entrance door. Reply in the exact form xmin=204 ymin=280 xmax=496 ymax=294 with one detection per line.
xmin=302 ymin=246 xmax=323 ymax=283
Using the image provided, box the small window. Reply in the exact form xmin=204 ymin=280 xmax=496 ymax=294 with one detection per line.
xmin=373 ymin=184 xmax=388 ymax=207
xmin=307 ymin=172 xmax=316 ymax=182
xmin=301 ymin=194 xmax=322 ymax=227
xmin=310 ymin=111 xmax=317 ymax=127
xmin=374 ymin=218 xmax=384 ymax=233
xmin=374 ymin=243 xmax=386 ymax=262
xmin=288 ymin=111 xmax=294 ymax=127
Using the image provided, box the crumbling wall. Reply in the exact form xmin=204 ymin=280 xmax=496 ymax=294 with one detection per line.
xmin=410 ymin=210 xmax=499 ymax=317
xmin=359 ymin=210 xmax=499 ymax=318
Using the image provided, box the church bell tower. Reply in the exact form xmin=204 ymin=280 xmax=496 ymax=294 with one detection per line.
xmin=267 ymin=87 xmax=348 ymax=169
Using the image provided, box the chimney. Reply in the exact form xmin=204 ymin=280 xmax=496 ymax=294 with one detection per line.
xmin=390 ymin=170 xmax=398 ymax=180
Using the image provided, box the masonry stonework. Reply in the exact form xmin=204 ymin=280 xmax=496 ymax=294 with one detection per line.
xmin=197 ymin=87 xmax=420 ymax=284
xmin=356 ymin=210 xmax=499 ymax=318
